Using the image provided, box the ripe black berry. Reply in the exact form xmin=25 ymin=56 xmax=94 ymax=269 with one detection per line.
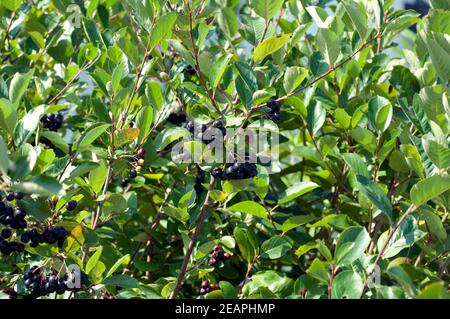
xmin=167 ymin=113 xmax=187 ymax=125
xmin=65 ymin=200 xmax=77 ymax=211
xmin=21 ymin=233 xmax=30 ymax=243
xmin=121 ymin=178 xmax=129 ymax=187
xmin=186 ymin=121 xmax=195 ymax=133
xmin=211 ymin=167 xmax=223 ymax=179
xmin=41 ymin=113 xmax=63 ymax=132
xmin=14 ymin=192 xmax=24 ymax=200
xmin=1 ymin=228 xmax=12 ymax=239
xmin=267 ymin=99 xmax=281 ymax=112
xmin=221 ymin=162 xmax=257 ymax=180
xmin=129 ymin=168 xmax=137 ymax=179
xmin=6 ymin=193 xmax=15 ymax=201
xmin=184 ymin=65 xmax=196 ymax=75
xmin=212 ymin=119 xmax=223 ymax=128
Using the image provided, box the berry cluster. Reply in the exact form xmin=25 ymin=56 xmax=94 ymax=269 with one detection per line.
xmin=20 ymin=226 xmax=69 ymax=249
xmin=211 ymin=162 xmax=257 ymax=180
xmin=121 ymin=149 xmax=145 ymax=187
xmin=0 ymin=193 xmax=27 ymax=255
xmin=184 ymin=65 xmax=196 ymax=75
xmin=186 ymin=119 xmax=226 ymax=145
xmin=40 ymin=113 xmax=63 ymax=132
xmin=194 ymin=167 xmax=205 ymax=194
xmin=266 ymin=99 xmax=281 ymax=123
xmin=24 ymin=266 xmax=88 ymax=297
xmin=200 ymin=280 xmax=220 ymax=295
xmin=208 ymin=244 xmax=230 ymax=266
xmin=167 ymin=113 xmax=187 ymax=125
xmin=0 ymin=204 xmax=27 ymax=229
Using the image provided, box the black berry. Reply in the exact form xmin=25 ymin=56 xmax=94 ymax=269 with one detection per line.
xmin=65 ymin=200 xmax=77 ymax=211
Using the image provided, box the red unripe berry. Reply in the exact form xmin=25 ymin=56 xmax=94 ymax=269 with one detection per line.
xmin=137 ymin=149 xmax=145 ymax=157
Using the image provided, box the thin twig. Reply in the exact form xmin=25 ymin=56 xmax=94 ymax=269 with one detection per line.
xmin=185 ymin=0 xmax=222 ymax=115
xmin=169 ymin=176 xmax=216 ymax=299
xmin=362 ymin=203 xmax=417 ymax=295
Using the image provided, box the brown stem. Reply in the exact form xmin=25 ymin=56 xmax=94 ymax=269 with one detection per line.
xmin=185 ymin=1 xmax=222 ymax=115
xmin=118 ymin=45 xmax=150 ymax=129
xmin=169 ymin=177 xmax=216 ymax=299
xmin=3 ymin=10 xmax=16 ymax=48
xmin=328 ymin=266 xmax=338 ymax=299
xmin=47 ymin=60 xmax=94 ymax=105
xmin=362 ymin=204 xmax=417 ymax=295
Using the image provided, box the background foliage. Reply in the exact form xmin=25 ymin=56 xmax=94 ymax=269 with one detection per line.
xmin=0 ymin=0 xmax=449 ymax=299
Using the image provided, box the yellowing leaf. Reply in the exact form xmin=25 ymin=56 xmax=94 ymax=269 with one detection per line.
xmin=254 ymin=34 xmax=290 ymax=62
xmin=64 ymin=224 xmax=85 ymax=253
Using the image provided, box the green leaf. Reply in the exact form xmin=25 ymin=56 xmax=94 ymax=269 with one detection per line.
xmin=12 ymin=176 xmax=64 ymax=197
xmin=342 ymin=0 xmax=368 ymax=40
xmin=356 ymin=175 xmax=392 ymax=220
xmin=283 ymin=66 xmax=308 ymax=94
xmin=254 ymin=34 xmax=290 ymax=62
xmin=420 ymin=30 xmax=450 ymax=82
xmin=219 ymin=281 xmax=238 ymax=299
xmin=281 ymin=215 xmax=316 ymax=234
xmin=86 ymin=0 xmax=99 ymax=18
xmin=317 ymin=28 xmax=340 ymax=65
xmin=422 ymin=136 xmax=450 ymax=169
xmin=307 ymin=102 xmax=326 ymax=135
xmin=260 ymin=235 xmax=292 ymax=259
xmin=102 ymin=275 xmax=138 ymax=288
xmin=379 ymin=215 xmax=426 ymax=258
xmin=342 ymin=153 xmax=370 ymax=178
xmin=9 ymin=70 xmax=33 ymax=105
xmin=210 ymin=54 xmax=233 ymax=90
xmin=2 ymin=0 xmax=21 ymax=10
xmin=278 ymin=181 xmax=319 ymax=205
xmin=154 ymin=127 xmax=189 ymax=151
xmin=250 ymin=0 xmax=285 ymax=20
xmin=331 ymin=270 xmax=364 ymax=299
xmin=228 ymin=201 xmax=267 ymax=219
xmin=368 ymin=96 xmax=393 ymax=132
xmin=40 ymin=131 xmax=69 ymax=154
xmin=235 ymin=62 xmax=258 ymax=108
xmin=410 ymin=175 xmax=450 ymax=207
xmin=13 ymin=105 xmax=45 ymax=147
xmin=0 ymin=135 xmax=9 ymax=175
xmin=88 ymin=160 xmax=108 ymax=194
xmin=149 ymin=12 xmax=177 ymax=50
xmin=0 ymin=98 xmax=18 ymax=135
xmin=135 ymin=106 xmax=154 ymax=143
xmin=105 ymin=255 xmax=131 ymax=278
xmin=306 ymin=259 xmax=329 ymax=284
xmin=145 ymin=82 xmax=164 ymax=110
xmin=164 ymin=205 xmax=189 ymax=223
xmin=217 ymin=7 xmax=238 ymax=39
xmin=86 ymin=247 xmax=103 ymax=275
xmin=335 ymin=226 xmax=370 ymax=266
xmin=77 ymin=124 xmax=110 ymax=152
xmin=416 ymin=282 xmax=450 ymax=299
xmin=233 ymin=227 xmax=255 ymax=264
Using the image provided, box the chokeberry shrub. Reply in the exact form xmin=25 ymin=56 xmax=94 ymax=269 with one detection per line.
xmin=0 ymin=0 xmax=449 ymax=300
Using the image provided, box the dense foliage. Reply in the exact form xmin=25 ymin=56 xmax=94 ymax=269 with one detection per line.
xmin=0 ymin=0 xmax=449 ymax=299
